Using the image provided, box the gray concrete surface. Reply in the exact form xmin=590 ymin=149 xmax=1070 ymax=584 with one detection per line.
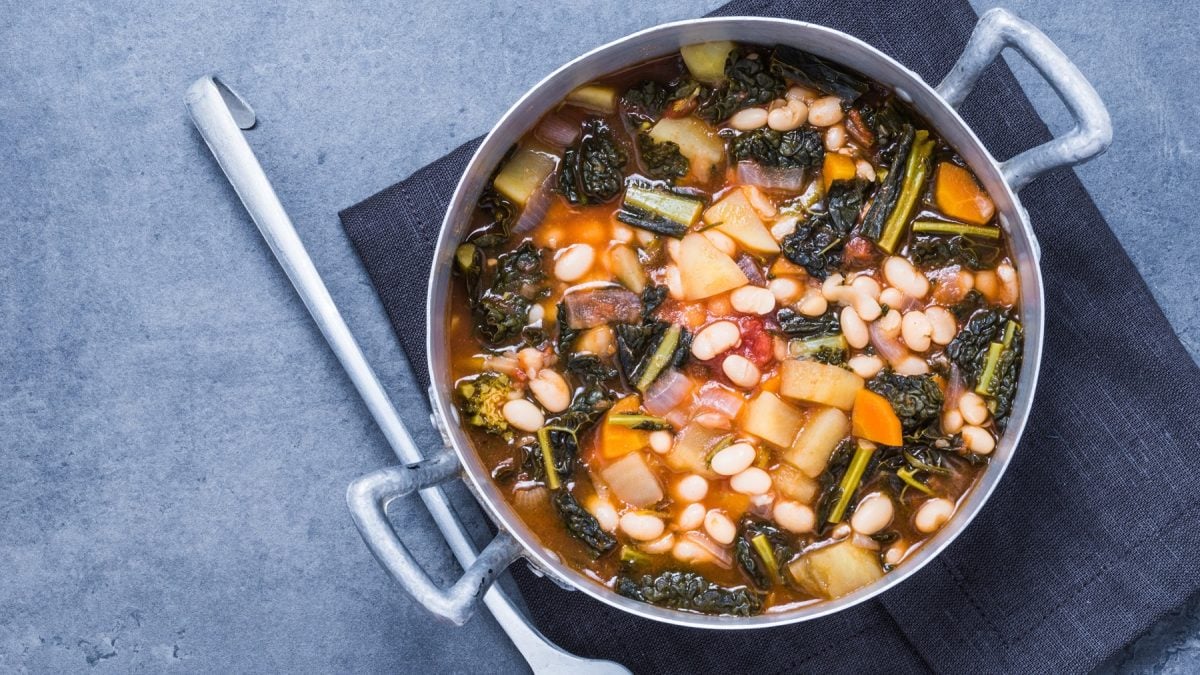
xmin=1 ymin=0 xmax=1196 ymax=672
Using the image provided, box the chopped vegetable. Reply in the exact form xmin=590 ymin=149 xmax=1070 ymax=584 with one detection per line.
xmin=780 ymin=359 xmax=864 ymax=410
xmin=600 ymin=451 xmax=664 ymax=508
xmin=735 ymin=518 xmax=793 ymax=589
xmin=561 ymin=286 xmax=643 ymax=330
xmin=770 ymin=45 xmax=870 ymax=102
xmin=493 ymin=146 xmax=557 ymax=206
xmin=456 ymin=372 xmax=514 ymax=440
xmin=636 ymin=133 xmax=689 ymax=182
xmin=777 ymin=307 xmax=840 ymax=339
xmin=615 ymin=570 xmax=762 ymax=616
xmin=911 ymin=220 xmax=1001 ymax=239
xmin=537 ymin=427 xmax=563 ymax=490
xmin=784 ymin=406 xmax=851 ymax=478
xmin=695 ymin=49 xmax=786 ymax=123
xmin=558 ymin=118 xmax=627 ymax=205
xmin=876 ymin=129 xmax=935 ymax=254
xmin=609 ymin=244 xmax=647 ymax=293
xmin=680 ymin=41 xmax=737 ymax=84
xmin=974 ymin=320 xmax=1023 ymax=428
xmin=821 ymin=153 xmax=856 ymax=192
xmin=945 ymin=308 xmax=1008 ymax=385
xmin=553 ymin=490 xmax=617 ymax=557
xmin=851 ymin=389 xmax=903 ymax=446
xmin=620 ymin=545 xmax=652 ymax=566
xmin=607 ymin=413 xmax=673 ymax=431
xmin=664 ymin=422 xmax=726 ymax=477
xmin=598 ymin=396 xmax=651 ymax=459
xmin=788 ymin=539 xmax=884 ymax=599
xmin=616 ymin=184 xmax=704 ymax=238
xmin=779 ymin=210 xmax=851 ymax=280
xmin=858 ymin=125 xmax=914 ymax=242
xmin=826 ymin=439 xmax=876 ymax=523
xmin=635 ymin=323 xmax=682 ymax=392
xmin=565 ymin=84 xmax=618 ymax=114
xmin=741 ymin=391 xmax=805 ymax=448
xmin=648 ymin=116 xmax=724 ymax=179
xmin=771 ymin=463 xmax=820 ymax=503
xmin=787 ymin=334 xmax=849 ymax=365
xmin=703 ymin=189 xmax=780 ymax=254
xmin=909 ymin=233 xmax=1003 ymax=271
xmin=677 ymin=232 xmax=750 ymax=300
xmin=934 ymin=162 xmax=996 ymax=225
xmin=866 ymin=370 xmax=944 ymax=436
xmin=730 ymin=127 xmax=824 ymax=169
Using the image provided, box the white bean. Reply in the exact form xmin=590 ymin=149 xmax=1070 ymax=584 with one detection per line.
xmin=877 ymin=308 xmax=902 ymax=337
xmin=824 ymin=124 xmax=847 ymax=151
xmin=620 ymin=512 xmax=665 ymax=541
xmin=611 ymin=222 xmax=635 ymax=244
xmin=666 ymin=238 xmax=682 ymax=263
xmin=958 ymin=392 xmax=990 ymax=426
xmin=997 ymin=262 xmax=1020 ymax=306
xmin=729 ymin=107 xmax=769 ymax=131
xmin=768 ymin=277 xmax=803 ymax=305
xmin=851 ymin=493 xmax=894 ymax=535
xmin=665 ymin=265 xmax=684 ymax=300
xmin=677 ymin=502 xmax=706 ymax=530
xmin=730 ymin=467 xmax=772 ymax=495
xmin=831 ymin=523 xmax=852 ymax=539
xmin=773 ymin=500 xmax=815 ymax=533
xmin=808 ymin=96 xmax=844 ymax=126
xmin=502 ymin=399 xmax=544 ymax=432
xmin=879 ymin=287 xmax=907 ymax=310
xmin=672 ymin=539 xmax=705 ymax=564
xmin=554 ymin=244 xmax=595 ymax=282
xmin=528 ymin=303 xmax=545 ymax=324
xmin=710 ymin=442 xmax=757 ymax=476
xmin=722 ymin=354 xmax=762 ymax=389
xmin=962 ymin=424 xmax=996 ymax=455
xmin=926 ymin=306 xmax=957 ymax=345
xmin=855 ymin=159 xmax=877 ymax=182
xmin=797 ymin=286 xmax=828 ymax=317
xmin=893 ymin=354 xmax=930 ymax=375
xmin=786 ymin=85 xmax=818 ymax=103
xmin=676 ymin=475 xmax=709 ymax=502
xmin=730 ymin=286 xmax=776 ymax=315
xmin=883 ymin=256 xmax=930 ymax=298
xmin=704 ymin=229 xmax=738 ymax=258
xmin=528 ymin=369 xmax=571 ymax=413
xmin=841 ymin=306 xmax=869 ymax=349
xmin=943 ymin=409 xmax=964 ymax=434
xmin=884 ymin=544 xmax=906 ymax=566
xmin=691 ymin=320 xmax=741 ymax=360
xmin=586 ymin=497 xmax=618 ymax=532
xmin=704 ymin=509 xmax=738 ymax=545
xmin=744 ymin=185 xmax=778 ymax=218
xmin=852 ymin=292 xmax=882 ymax=321
xmin=901 ymin=310 xmax=933 ymax=352
xmin=850 ymin=275 xmax=882 ymax=300
xmin=848 ymin=354 xmax=884 ymax=379
xmin=821 ymin=273 xmax=847 ymax=302
xmin=915 ymin=498 xmax=955 ymax=533
xmin=649 ymin=430 xmax=673 ymax=454
xmin=641 ymin=532 xmax=675 ymax=554
xmin=517 ymin=347 xmax=544 ymax=376
xmin=767 ymin=100 xmax=806 ymax=131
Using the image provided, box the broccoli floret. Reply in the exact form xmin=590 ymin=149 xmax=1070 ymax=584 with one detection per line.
xmin=558 ymin=118 xmax=627 ymax=205
xmin=867 ymin=370 xmax=944 ymax=435
xmin=729 ymin=127 xmax=824 ymax=169
xmin=456 ymin=372 xmax=514 ymax=440
xmin=616 ymin=570 xmax=762 ymax=616
xmin=637 ymin=132 xmax=689 ymax=182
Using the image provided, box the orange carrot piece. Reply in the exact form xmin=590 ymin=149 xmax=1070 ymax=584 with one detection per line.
xmin=851 ymin=389 xmax=903 ymax=446
xmin=822 ymin=153 xmax=856 ymax=192
xmin=934 ymin=162 xmax=995 ymax=226
xmin=598 ymin=396 xmax=650 ymax=459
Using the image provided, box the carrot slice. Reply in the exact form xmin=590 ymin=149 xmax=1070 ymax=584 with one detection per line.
xmin=934 ymin=162 xmax=995 ymax=226
xmin=822 ymin=153 xmax=856 ymax=192
xmin=851 ymin=389 xmax=903 ymax=446
xmin=598 ymin=396 xmax=650 ymax=459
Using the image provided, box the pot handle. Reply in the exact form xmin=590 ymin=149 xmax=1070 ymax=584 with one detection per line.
xmin=937 ymin=8 xmax=1111 ymax=191
xmin=346 ymin=451 xmax=524 ymax=626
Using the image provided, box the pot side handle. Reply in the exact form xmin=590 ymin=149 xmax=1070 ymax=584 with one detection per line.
xmin=346 ymin=451 xmax=524 ymax=626
xmin=937 ymin=8 xmax=1112 ymax=192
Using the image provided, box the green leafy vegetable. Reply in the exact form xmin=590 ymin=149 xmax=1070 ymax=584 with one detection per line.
xmin=456 ymin=372 xmax=515 ymax=440
xmin=558 ymin=118 xmax=627 ymax=205
xmin=615 ymin=570 xmax=762 ymax=616
xmin=607 ymin=413 xmax=673 ymax=431
xmin=827 ymin=179 xmax=867 ymax=234
xmin=616 ymin=184 xmax=704 ymax=238
xmin=910 ymin=234 xmax=1003 ymax=271
xmin=815 ymin=439 xmax=856 ymax=526
xmin=826 ymin=440 xmax=876 ymax=523
xmin=867 ymin=370 xmax=944 ymax=435
xmin=770 ymin=45 xmax=869 ymax=102
xmin=466 ymin=188 xmax=518 ymax=249
xmin=729 ymin=127 xmax=824 ymax=169
xmin=734 ymin=518 xmax=793 ymax=590
xmin=876 ymin=130 xmax=935 ymax=254
xmin=553 ymin=490 xmax=617 ymax=557
xmin=695 ymin=49 xmax=786 ymax=123
xmin=564 ymin=353 xmax=617 ymax=386
xmin=858 ymin=125 xmax=914 ymax=242
xmin=945 ymin=308 xmax=1007 ymax=386
xmin=950 ymin=289 xmax=987 ymax=322
xmin=641 ymin=284 xmax=668 ymax=320
xmin=637 ymin=132 xmax=690 ymax=181
xmin=471 ymin=242 xmax=546 ymax=345
xmin=974 ymin=320 xmax=1023 ymax=429
xmin=776 ymin=307 xmax=840 ymax=338
xmin=780 ymin=211 xmax=850 ymax=280
xmin=620 ymin=79 xmax=699 ymax=122
xmin=635 ymin=324 xmax=682 ymax=392
xmin=787 ymin=334 xmax=848 ymax=365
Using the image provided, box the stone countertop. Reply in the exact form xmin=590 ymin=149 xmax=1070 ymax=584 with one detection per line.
xmin=1 ymin=0 xmax=1196 ymax=671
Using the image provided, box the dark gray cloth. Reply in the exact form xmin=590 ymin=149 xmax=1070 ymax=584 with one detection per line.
xmin=339 ymin=1 xmax=1200 ymax=672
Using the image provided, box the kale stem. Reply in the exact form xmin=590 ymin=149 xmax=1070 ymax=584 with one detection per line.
xmin=974 ymin=342 xmax=1005 ymax=396
xmin=751 ymin=533 xmax=780 ymax=582
xmin=635 ymin=324 xmax=682 ymax=392
xmin=537 ymin=427 xmax=560 ymax=490
xmin=878 ymin=131 xmax=934 ymax=254
xmin=911 ymin=220 xmax=1002 ymax=239
xmin=606 ymin=413 xmax=673 ymax=430
xmin=828 ymin=440 xmax=876 ymax=523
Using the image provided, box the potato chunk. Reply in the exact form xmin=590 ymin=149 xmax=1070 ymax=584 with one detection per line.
xmin=789 ymin=540 xmax=884 ymax=599
xmin=600 ymin=452 xmax=663 ymax=508
xmin=784 ymin=406 xmax=849 ymax=477
xmin=740 ymin=391 xmax=804 ymax=448
xmin=677 ymin=232 xmax=749 ymax=300
xmin=771 ymin=463 xmax=819 ymax=503
xmin=780 ymin=360 xmax=864 ymax=410
xmin=663 ymin=422 xmax=725 ymax=478
xmin=649 ymin=117 xmax=724 ymax=180
xmin=703 ymin=189 xmax=780 ymax=255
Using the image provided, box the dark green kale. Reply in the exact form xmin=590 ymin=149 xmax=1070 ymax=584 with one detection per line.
xmin=554 ymin=384 xmax=615 ymax=433
xmin=615 ymin=570 xmax=762 ymax=616
xmin=859 ymin=100 xmax=907 ymax=160
xmin=826 ymin=179 xmax=868 ymax=233
xmin=524 ymin=427 xmax=578 ymax=485
xmin=944 ymin=308 xmax=1006 ymax=385
xmin=466 ymin=188 xmax=518 ymax=249
xmin=729 ymin=127 xmax=824 ymax=169
xmin=553 ymin=491 xmax=617 ymax=557
xmin=858 ymin=124 xmax=914 ymax=241
xmin=615 ymin=320 xmax=669 ymax=386
xmin=491 ymin=242 xmax=546 ymax=296
xmin=734 ymin=518 xmax=794 ymax=590
xmin=558 ymin=118 xmax=627 ymax=205
xmin=637 ymin=132 xmax=689 ymax=182
xmin=988 ymin=324 xmax=1023 ymax=429
xmin=770 ymin=45 xmax=869 ymax=102
xmin=867 ymin=370 xmax=944 ymax=435
xmin=815 ymin=439 xmax=856 ymax=528
xmin=950 ymin=289 xmax=987 ymax=322
xmin=620 ymin=79 xmax=699 ymax=122
xmin=556 ymin=299 xmax=578 ymax=353
xmin=696 ymin=50 xmax=786 ymax=123
xmin=471 ymin=242 xmax=547 ymax=345
xmin=776 ymin=307 xmax=840 ymax=338
xmin=641 ymin=284 xmax=668 ymax=320
xmin=910 ymin=235 xmax=1002 ymax=271
xmin=474 ymin=293 xmax=530 ymax=345
xmin=780 ymin=211 xmax=850 ymax=280
xmin=565 ymin=353 xmax=618 ymax=386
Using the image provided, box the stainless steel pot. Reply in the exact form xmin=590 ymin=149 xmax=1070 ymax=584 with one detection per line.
xmin=347 ymin=9 xmax=1111 ymax=628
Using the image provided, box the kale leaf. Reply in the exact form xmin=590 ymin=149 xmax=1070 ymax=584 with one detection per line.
xmin=474 ymin=293 xmax=530 ymax=345
xmin=776 ymin=307 xmax=840 ymax=338
xmin=858 ymin=124 xmax=914 ymax=241
xmin=867 ymin=370 xmax=944 ymax=436
xmin=616 ymin=570 xmax=762 ymax=616
xmin=910 ymin=235 xmax=1002 ymax=271
xmin=990 ymin=324 xmax=1024 ymax=430
xmin=565 ymin=353 xmax=618 ymax=386
xmin=734 ymin=518 xmax=794 ymax=590
xmin=770 ymin=45 xmax=869 ymax=102
xmin=815 ymin=439 xmax=856 ymax=527
xmin=467 ymin=188 xmax=518 ymax=249
xmin=524 ymin=428 xmax=578 ymax=485
xmin=729 ymin=127 xmax=824 ymax=169
xmin=827 ymin=179 xmax=868 ymax=234
xmin=553 ymin=491 xmax=617 ymax=557
xmin=950 ymin=289 xmax=987 ymax=322
xmin=696 ymin=50 xmax=786 ymax=123
xmin=780 ymin=211 xmax=850 ymax=279
xmin=641 ymin=284 xmax=668 ymax=320
xmin=944 ymin=308 xmax=1006 ymax=385
xmin=621 ymin=79 xmax=699 ymax=122
xmin=637 ymin=132 xmax=689 ymax=182
xmin=471 ymin=242 xmax=547 ymax=345
xmin=558 ymin=118 xmax=627 ymax=205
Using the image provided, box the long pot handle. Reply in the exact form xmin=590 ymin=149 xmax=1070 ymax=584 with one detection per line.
xmin=346 ymin=453 xmax=524 ymax=625
xmin=937 ymin=8 xmax=1112 ymax=191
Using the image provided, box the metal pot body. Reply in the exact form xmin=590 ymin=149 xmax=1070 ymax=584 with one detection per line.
xmin=350 ymin=10 xmax=1109 ymax=629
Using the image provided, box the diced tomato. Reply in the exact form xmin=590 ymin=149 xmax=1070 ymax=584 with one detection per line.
xmin=730 ymin=316 xmax=775 ymax=369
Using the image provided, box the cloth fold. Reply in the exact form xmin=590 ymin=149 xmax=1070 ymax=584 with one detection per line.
xmin=340 ymin=1 xmax=1200 ymax=672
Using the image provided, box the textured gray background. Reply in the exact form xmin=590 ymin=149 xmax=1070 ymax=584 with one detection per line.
xmin=1 ymin=0 xmax=1196 ymax=672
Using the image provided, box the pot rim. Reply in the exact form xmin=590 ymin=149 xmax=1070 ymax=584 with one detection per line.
xmin=425 ymin=16 xmax=1045 ymax=628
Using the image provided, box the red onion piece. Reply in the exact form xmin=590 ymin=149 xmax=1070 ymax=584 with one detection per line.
xmin=664 ymin=408 xmax=689 ymax=429
xmin=683 ymin=531 xmax=733 ymax=569
xmin=869 ymin=321 xmax=909 ymax=365
xmin=510 ymin=175 xmax=554 ymax=236
xmin=736 ymin=161 xmax=807 ymax=192
xmin=695 ymin=384 xmax=745 ymax=419
xmin=943 ymin=364 xmax=966 ymax=416
xmin=534 ymin=114 xmax=581 ymax=149
xmin=643 ymin=368 xmax=695 ymax=416
xmin=736 ymin=254 xmax=767 ymax=286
